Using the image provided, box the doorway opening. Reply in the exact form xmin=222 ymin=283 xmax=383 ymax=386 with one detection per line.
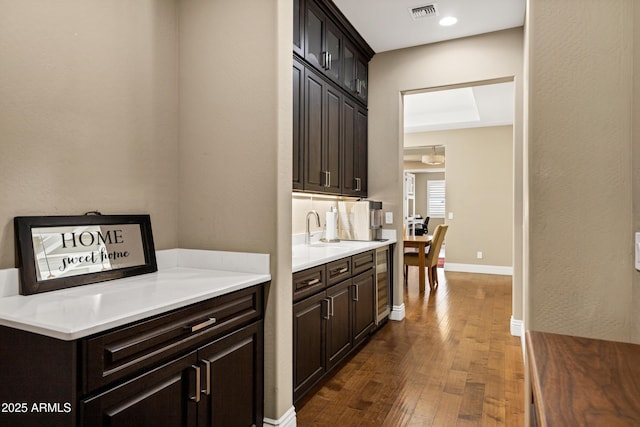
xmin=402 ymin=79 xmax=515 ymax=276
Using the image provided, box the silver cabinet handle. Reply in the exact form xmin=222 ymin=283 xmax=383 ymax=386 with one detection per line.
xmin=330 ymin=267 xmax=348 ymax=275
xmin=353 ymin=284 xmax=359 ymax=301
xmin=187 ymin=317 xmax=217 ymax=333
xmin=190 ymin=365 xmax=201 ymax=402
xmin=305 ymin=278 xmax=320 ymax=286
xmin=323 ymin=298 xmax=331 ymax=320
xmin=355 ymin=178 xmax=361 ymax=191
xmin=325 ymin=171 xmax=331 ymax=187
xmin=201 ymin=359 xmax=211 ymax=396
xmin=328 ymin=53 xmax=332 ymax=70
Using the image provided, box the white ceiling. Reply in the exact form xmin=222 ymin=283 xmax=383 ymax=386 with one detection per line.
xmin=332 ymin=0 xmax=526 ymax=53
xmin=404 ymin=81 xmax=515 ymax=133
xmin=330 ymin=0 xmax=523 ymax=144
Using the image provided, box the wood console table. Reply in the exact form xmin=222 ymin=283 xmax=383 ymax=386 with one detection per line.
xmin=526 ymin=330 xmax=640 ymax=426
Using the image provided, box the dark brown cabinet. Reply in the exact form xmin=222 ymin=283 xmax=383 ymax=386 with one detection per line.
xmin=305 ymin=0 xmax=342 ymax=85
xmin=292 ymin=251 xmax=376 ymax=403
xmin=303 ymin=66 xmax=342 ymax=194
xmin=343 ymin=40 xmax=368 ymax=104
xmin=352 ymin=269 xmax=376 ymax=346
xmin=293 ymin=0 xmax=374 ymax=197
xmin=293 ymin=0 xmax=305 ymax=57
xmin=293 ymin=58 xmax=304 ymax=191
xmin=0 ymin=284 xmax=265 ymax=427
xmin=325 ymin=279 xmax=352 ymax=370
xmin=82 ymin=322 xmax=263 ymax=427
xmin=341 ymin=96 xmax=367 ymax=197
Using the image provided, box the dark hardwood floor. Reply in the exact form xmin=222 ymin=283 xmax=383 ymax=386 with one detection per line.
xmin=295 ymin=268 xmax=525 ymax=426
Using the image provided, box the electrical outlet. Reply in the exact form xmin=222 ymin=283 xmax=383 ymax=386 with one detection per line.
xmin=385 ymin=212 xmax=393 ymax=224
xmin=476 ymin=251 xmax=483 ymax=259
xmin=448 ymin=212 xmax=454 ymax=220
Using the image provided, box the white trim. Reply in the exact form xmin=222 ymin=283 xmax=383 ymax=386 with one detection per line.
xmin=263 ymin=406 xmax=296 ymax=427
xmin=389 ymin=304 xmax=406 ymax=321
xmin=443 ymin=263 xmax=513 ymax=275
xmin=510 ymin=316 xmax=523 ymax=337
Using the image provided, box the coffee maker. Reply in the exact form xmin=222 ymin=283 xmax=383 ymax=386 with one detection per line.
xmin=337 ymin=200 xmax=383 ymax=241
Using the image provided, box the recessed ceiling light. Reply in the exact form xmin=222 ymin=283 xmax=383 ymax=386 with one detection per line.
xmin=439 ymin=16 xmax=458 ymax=26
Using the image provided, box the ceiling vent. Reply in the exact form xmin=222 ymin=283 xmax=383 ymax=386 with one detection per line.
xmin=409 ymin=4 xmax=439 ymax=20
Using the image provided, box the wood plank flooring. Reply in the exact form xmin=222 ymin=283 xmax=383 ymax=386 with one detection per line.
xmin=295 ymin=268 xmax=525 ymax=426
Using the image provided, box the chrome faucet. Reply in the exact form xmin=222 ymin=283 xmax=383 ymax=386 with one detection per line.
xmin=305 ymin=210 xmax=321 ymax=245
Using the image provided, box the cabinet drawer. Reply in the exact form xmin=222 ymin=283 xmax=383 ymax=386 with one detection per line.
xmin=293 ymin=265 xmax=326 ymax=302
xmin=83 ymin=285 xmax=264 ymax=394
xmin=326 ymin=257 xmax=351 ymax=286
xmin=352 ymin=250 xmax=375 ymax=275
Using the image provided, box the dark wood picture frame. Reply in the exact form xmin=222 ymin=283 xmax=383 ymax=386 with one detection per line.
xmin=14 ymin=214 xmax=157 ymax=295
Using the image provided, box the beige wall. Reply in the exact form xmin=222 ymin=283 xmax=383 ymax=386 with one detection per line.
xmin=178 ymin=0 xmax=292 ymax=419
xmin=634 ymin=0 xmax=640 ymax=344
xmin=1 ymin=0 xmax=293 ymax=420
xmin=368 ymin=28 xmax=524 ymax=320
xmin=406 ymin=127 xmax=513 ymax=267
xmin=0 ymin=0 xmax=180 ymax=268
xmin=526 ymin=1 xmax=635 ymax=342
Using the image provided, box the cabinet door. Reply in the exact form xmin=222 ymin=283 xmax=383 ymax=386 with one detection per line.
xmin=342 ymin=41 xmax=357 ymax=95
xmin=326 ymin=280 xmax=352 ymax=370
xmin=355 ymin=55 xmax=368 ymax=103
xmin=293 ymin=58 xmax=305 ymax=190
xmin=341 ymin=97 xmax=367 ymax=197
xmin=305 ymin=1 xmax=325 ymax=72
xmin=324 ymin=19 xmax=342 ymax=84
xmin=353 ymin=105 xmax=368 ymax=195
xmin=293 ymin=291 xmax=328 ymax=401
xmin=293 ymin=0 xmax=304 ymax=56
xmin=352 ymin=269 xmax=376 ymax=347
xmin=197 ymin=322 xmax=263 ymax=427
xmin=81 ymin=351 xmax=198 ymax=427
xmin=304 ymin=66 xmax=341 ymax=194
xmin=304 ymin=67 xmax=326 ymax=192
xmin=324 ymin=83 xmax=342 ymax=194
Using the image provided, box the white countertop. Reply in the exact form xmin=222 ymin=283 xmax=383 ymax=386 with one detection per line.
xmin=292 ymin=230 xmax=397 ymax=273
xmin=0 ymin=249 xmax=270 ymax=341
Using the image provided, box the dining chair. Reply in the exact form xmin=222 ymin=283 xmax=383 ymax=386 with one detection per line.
xmin=403 ymin=224 xmax=448 ymax=290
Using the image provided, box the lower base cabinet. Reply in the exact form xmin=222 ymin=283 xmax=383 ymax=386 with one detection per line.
xmin=0 ymin=284 xmax=265 ymax=427
xmin=81 ymin=322 xmax=263 ymax=427
xmin=293 ymin=252 xmax=376 ymax=403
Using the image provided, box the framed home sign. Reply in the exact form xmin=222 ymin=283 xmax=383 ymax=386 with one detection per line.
xmin=14 ymin=214 xmax=157 ymax=295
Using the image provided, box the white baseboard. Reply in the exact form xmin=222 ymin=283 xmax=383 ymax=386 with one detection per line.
xmin=444 ymin=263 xmax=513 ymax=276
xmin=510 ymin=316 xmax=523 ymax=337
xmin=263 ymin=406 xmax=296 ymax=427
xmin=389 ymin=303 xmax=406 ymax=321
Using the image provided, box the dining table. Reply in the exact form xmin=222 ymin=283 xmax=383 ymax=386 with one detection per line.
xmin=403 ymin=234 xmax=433 ymax=292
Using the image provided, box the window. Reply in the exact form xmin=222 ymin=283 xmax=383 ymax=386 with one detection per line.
xmin=427 ymin=180 xmax=445 ymax=218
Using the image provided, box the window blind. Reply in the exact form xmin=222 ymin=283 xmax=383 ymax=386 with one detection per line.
xmin=427 ymin=180 xmax=446 ymax=218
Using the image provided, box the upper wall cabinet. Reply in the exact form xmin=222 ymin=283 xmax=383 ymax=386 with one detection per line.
xmin=343 ymin=39 xmax=368 ymax=104
xmin=305 ymin=1 xmax=342 ymax=85
xmin=294 ymin=0 xmax=305 ymax=57
xmin=293 ymin=0 xmax=374 ymax=197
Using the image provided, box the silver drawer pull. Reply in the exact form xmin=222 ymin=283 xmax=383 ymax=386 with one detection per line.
xmin=201 ymin=359 xmax=211 ymax=396
xmin=187 ymin=317 xmax=217 ymax=333
xmin=305 ymin=278 xmax=320 ymax=286
xmin=190 ymin=365 xmax=201 ymax=402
